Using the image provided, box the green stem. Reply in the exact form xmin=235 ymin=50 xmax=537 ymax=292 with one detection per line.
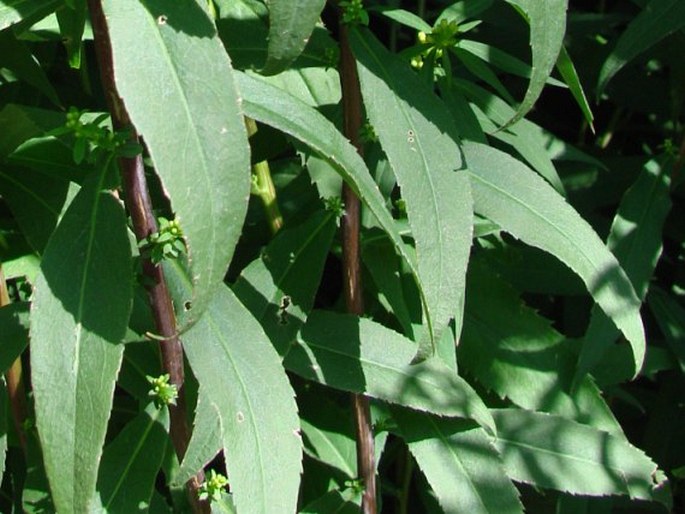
xmin=245 ymin=117 xmax=284 ymax=234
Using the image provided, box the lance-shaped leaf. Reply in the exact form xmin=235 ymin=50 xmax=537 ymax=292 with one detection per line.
xmin=56 ymin=0 xmax=87 ymax=69
xmin=172 ymin=391 xmax=222 ymax=487
xmin=262 ymin=0 xmax=326 ymax=75
xmin=502 ymin=0 xmax=568 ymax=128
xmin=0 ymin=31 xmax=61 ymax=106
xmin=491 ymin=408 xmax=670 ymax=506
xmin=232 ymin=210 xmax=336 ymax=355
xmin=183 ymin=284 xmax=302 ymax=514
xmin=0 ymin=0 xmax=59 ymax=31
xmin=30 ymin=168 xmax=132 ymax=513
xmin=556 ymin=46 xmax=594 ymax=131
xmin=456 ymin=79 xmax=564 ymax=193
xmin=597 ymin=0 xmax=685 ymax=97
xmin=393 ymin=408 xmax=523 ymax=514
xmin=235 ymin=71 xmax=432 ymax=346
xmin=463 ymin=141 xmax=646 ymax=375
xmin=575 ymin=157 xmax=671 ymax=383
xmin=103 ymin=0 xmax=251 ymax=328
xmin=285 ymin=310 xmax=495 ymax=434
xmin=460 ymin=261 xmax=622 ymax=437
xmin=351 ymin=27 xmax=473 ymax=355
xmin=94 ymin=404 xmax=169 ymax=513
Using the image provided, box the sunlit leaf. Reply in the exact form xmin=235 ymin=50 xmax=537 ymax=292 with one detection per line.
xmin=501 ymin=0 xmax=568 ymax=128
xmin=394 ymin=408 xmax=523 ymax=514
xmin=460 ymin=261 xmax=623 ymax=437
xmin=103 ymin=0 xmax=251 ymax=328
xmin=351 ymin=27 xmax=473 ymax=357
xmin=575 ymin=157 xmax=671 ymax=382
xmin=232 ymin=210 xmax=336 ymax=355
xmin=262 ymin=0 xmax=326 ymax=75
xmin=492 ymin=408 xmax=670 ymax=506
xmin=463 ymin=141 xmax=646 ymax=375
xmin=0 ymin=0 xmax=59 ymax=30
xmin=30 ymin=166 xmax=132 ymax=513
xmin=286 ymin=310 xmax=495 ymax=434
xmin=183 ymin=285 xmax=302 ymax=514
xmin=235 ymin=71 xmax=433 ymax=349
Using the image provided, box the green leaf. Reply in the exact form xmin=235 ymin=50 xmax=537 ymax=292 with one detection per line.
xmin=183 ymin=285 xmax=302 ymax=514
xmin=29 ymin=166 xmax=132 ymax=513
xmin=94 ymin=403 xmax=170 ymax=513
xmin=597 ymin=0 xmax=685 ymax=96
xmin=261 ymin=0 xmax=326 ymax=75
xmin=0 ymin=302 xmax=29 ymax=374
xmin=649 ymin=288 xmax=685 ymax=373
xmin=456 ymin=79 xmax=565 ymax=193
xmin=0 ymin=104 xmax=66 ymax=158
xmin=463 ymin=141 xmax=646 ymax=375
xmin=460 ymin=261 xmax=623 ymax=437
xmin=362 ymin=235 xmax=415 ymax=338
xmin=501 ymin=0 xmax=568 ymax=128
xmin=56 ymin=0 xmax=87 ymax=68
xmin=575 ymin=157 xmax=671 ymax=382
xmin=235 ymin=71 xmax=432 ymax=349
xmin=299 ymin=489 xmax=360 ymax=514
xmin=491 ymin=408 xmax=670 ymax=505
xmin=172 ymin=392 xmax=222 ymax=486
xmin=0 ymin=0 xmax=59 ymax=31
xmin=393 ymin=408 xmax=523 ymax=514
xmin=457 ymin=40 xmax=566 ymax=88
xmin=369 ymin=7 xmax=432 ymax=33
xmin=297 ymin=388 xmax=358 ymax=478
xmin=351 ymin=27 xmax=473 ymax=356
xmin=0 ymin=31 xmax=61 ymax=106
xmin=556 ymin=46 xmax=594 ymax=130
xmin=0 ymin=167 xmax=76 ymax=253
xmin=103 ymin=0 xmax=251 ymax=328
xmin=232 ymin=210 xmax=336 ymax=355
xmin=437 ymin=0 xmax=493 ymax=24
xmin=285 ymin=310 xmax=495 ymax=434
